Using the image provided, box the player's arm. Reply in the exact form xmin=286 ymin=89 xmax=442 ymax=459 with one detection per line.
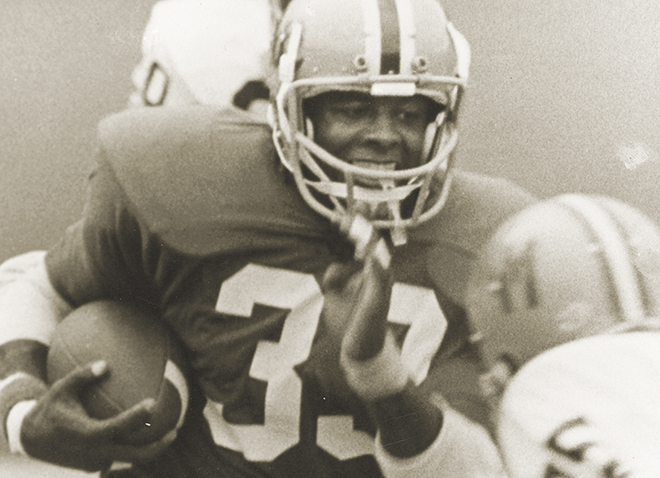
xmin=0 ymin=158 xmax=170 ymax=471
xmin=326 ymin=220 xmax=505 ymax=477
xmin=0 ymin=263 xmax=162 ymax=472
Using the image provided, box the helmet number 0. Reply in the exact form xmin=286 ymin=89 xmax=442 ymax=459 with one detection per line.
xmin=204 ymin=264 xmax=446 ymax=462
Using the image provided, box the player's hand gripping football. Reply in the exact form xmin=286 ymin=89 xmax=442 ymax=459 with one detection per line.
xmin=19 ymin=361 xmax=175 ymax=472
xmin=322 ymin=215 xmax=410 ymax=402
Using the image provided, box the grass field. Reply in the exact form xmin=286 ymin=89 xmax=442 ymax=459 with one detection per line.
xmin=0 ymin=453 xmax=98 ymax=477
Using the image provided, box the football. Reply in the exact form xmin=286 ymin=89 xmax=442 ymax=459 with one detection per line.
xmin=47 ymin=301 xmax=189 ymax=446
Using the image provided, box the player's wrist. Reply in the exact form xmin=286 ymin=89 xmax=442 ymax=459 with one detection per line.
xmin=0 ymin=371 xmax=47 ymax=452
xmin=341 ymin=331 xmax=411 ymax=401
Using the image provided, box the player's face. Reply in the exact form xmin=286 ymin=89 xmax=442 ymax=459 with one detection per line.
xmin=308 ymin=91 xmax=440 ymax=176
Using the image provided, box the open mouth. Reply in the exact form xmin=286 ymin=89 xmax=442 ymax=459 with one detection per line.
xmin=352 ymin=161 xmax=397 ymax=171
xmin=351 ymin=161 xmax=396 ymax=188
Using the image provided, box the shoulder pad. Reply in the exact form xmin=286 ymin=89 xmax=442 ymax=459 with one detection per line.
xmin=414 ymin=170 xmax=537 ymax=304
xmin=98 ymin=105 xmax=271 ymax=154
xmin=97 ymin=106 xmax=326 ymax=255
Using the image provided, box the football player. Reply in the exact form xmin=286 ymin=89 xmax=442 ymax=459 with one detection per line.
xmin=465 ymin=194 xmax=660 ymax=477
xmin=0 ymin=0 xmax=536 ymax=477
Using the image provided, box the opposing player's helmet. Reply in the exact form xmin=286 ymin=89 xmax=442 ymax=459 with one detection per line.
xmin=130 ymin=0 xmax=275 ymax=108
xmin=466 ymin=194 xmax=660 ymax=373
xmin=270 ymin=0 xmax=470 ymax=242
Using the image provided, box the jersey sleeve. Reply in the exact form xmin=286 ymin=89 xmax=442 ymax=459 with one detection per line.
xmin=46 ymin=155 xmax=159 ymax=308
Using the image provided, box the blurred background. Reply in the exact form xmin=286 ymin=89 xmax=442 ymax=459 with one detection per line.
xmin=2 ymin=1 xmax=660 ymax=264
xmin=1 ymin=0 xmax=659 ymax=476
xmin=0 ymin=1 xmax=153 ymax=264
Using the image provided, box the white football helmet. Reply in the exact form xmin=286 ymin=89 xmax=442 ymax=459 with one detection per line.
xmin=270 ymin=0 xmax=471 ymax=241
xmin=130 ymin=0 xmax=275 ymax=109
xmin=466 ymin=194 xmax=660 ymax=374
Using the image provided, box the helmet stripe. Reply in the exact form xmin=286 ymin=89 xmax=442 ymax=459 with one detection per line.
xmin=393 ymin=0 xmax=416 ymax=75
xmin=557 ymin=194 xmax=645 ymax=322
xmin=377 ymin=0 xmax=401 ymax=74
xmin=361 ymin=0 xmax=383 ymax=75
xmin=596 ymin=200 xmax=654 ymax=319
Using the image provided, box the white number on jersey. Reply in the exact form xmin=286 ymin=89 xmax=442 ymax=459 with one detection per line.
xmin=544 ymin=418 xmax=632 ymax=478
xmin=204 ymin=264 xmax=447 ymax=462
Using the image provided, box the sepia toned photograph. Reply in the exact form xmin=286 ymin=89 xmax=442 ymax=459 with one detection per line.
xmin=1 ymin=0 xmax=660 ymax=476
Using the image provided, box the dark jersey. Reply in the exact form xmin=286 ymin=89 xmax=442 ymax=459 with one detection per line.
xmin=45 ymin=106 xmax=535 ymax=477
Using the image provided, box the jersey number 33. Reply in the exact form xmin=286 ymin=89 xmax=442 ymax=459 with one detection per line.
xmin=203 ymin=264 xmax=447 ymax=462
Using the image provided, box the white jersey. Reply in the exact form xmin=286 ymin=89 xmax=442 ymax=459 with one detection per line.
xmin=498 ymin=331 xmax=660 ymax=478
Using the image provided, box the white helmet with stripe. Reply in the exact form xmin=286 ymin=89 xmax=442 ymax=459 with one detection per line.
xmin=270 ymin=0 xmax=471 ymax=240
xmin=466 ymin=194 xmax=660 ymax=375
